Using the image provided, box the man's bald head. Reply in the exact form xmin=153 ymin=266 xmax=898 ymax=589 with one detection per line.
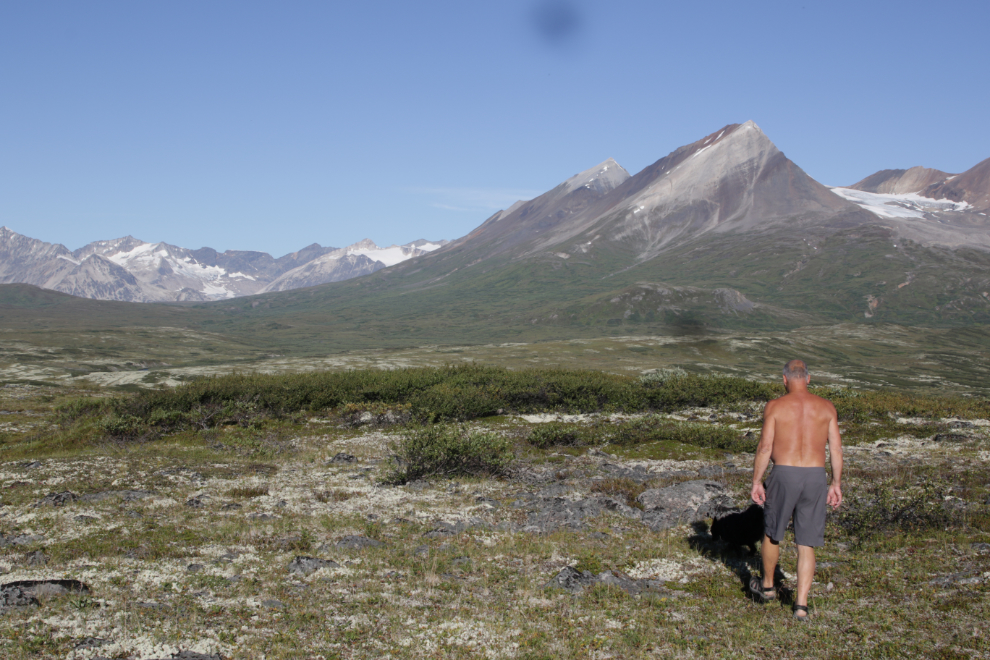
xmin=783 ymin=359 xmax=809 ymax=381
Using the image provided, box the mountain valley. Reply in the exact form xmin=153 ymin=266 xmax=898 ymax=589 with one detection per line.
xmin=2 ymin=121 xmax=989 ymax=389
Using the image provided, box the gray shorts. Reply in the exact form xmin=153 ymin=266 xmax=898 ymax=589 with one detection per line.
xmin=764 ymin=465 xmax=828 ymax=547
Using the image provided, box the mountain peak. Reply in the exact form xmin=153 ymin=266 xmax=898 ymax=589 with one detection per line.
xmin=849 ymin=165 xmax=954 ymax=195
xmin=563 ymin=158 xmax=630 ymax=194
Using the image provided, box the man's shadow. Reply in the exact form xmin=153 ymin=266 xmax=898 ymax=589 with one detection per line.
xmin=688 ymin=521 xmax=792 ymax=606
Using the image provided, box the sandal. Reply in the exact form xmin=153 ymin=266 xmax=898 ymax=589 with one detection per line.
xmin=749 ymin=576 xmax=776 ymax=601
xmin=792 ymin=604 xmax=810 ymax=621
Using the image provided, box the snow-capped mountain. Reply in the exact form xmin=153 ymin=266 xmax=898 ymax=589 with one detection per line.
xmin=260 ymin=239 xmax=445 ymax=292
xmin=0 ymin=228 xmax=447 ymax=302
xmin=832 ymin=156 xmax=990 ymax=249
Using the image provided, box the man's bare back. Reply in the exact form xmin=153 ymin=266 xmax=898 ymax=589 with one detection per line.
xmin=751 ymin=362 xmax=843 ymax=507
xmin=760 ymin=387 xmax=838 ymax=468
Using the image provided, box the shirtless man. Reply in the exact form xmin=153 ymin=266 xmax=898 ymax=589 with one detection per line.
xmin=750 ymin=359 xmax=843 ymax=620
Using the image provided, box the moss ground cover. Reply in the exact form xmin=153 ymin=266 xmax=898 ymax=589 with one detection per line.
xmin=0 ymin=372 xmax=987 ymax=658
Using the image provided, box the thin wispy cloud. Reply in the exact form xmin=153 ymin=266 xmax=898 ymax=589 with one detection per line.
xmin=407 ymin=187 xmax=543 ymax=213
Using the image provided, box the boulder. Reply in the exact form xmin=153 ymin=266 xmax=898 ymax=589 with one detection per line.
xmin=287 ymin=556 xmax=340 ymax=576
xmin=636 ymin=480 xmax=734 ymax=530
xmin=334 ymin=535 xmax=385 ymax=550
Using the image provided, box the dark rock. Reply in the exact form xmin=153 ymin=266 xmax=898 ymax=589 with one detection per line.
xmin=3 ymin=579 xmax=88 ymax=599
xmin=637 ymin=480 xmax=728 ymax=530
xmin=523 ymin=496 xmax=640 ymax=534
xmin=545 ymin=566 xmax=598 ymax=593
xmin=537 ymin=483 xmax=576 ymax=498
xmin=0 ymin=584 xmax=39 ymax=608
xmin=287 ymin=556 xmax=340 ymax=576
xmin=933 ymin=433 xmax=968 ymax=443
xmin=598 ymin=569 xmax=649 ymax=595
xmin=135 ymin=601 xmax=168 ymax=610
xmin=928 ymin=572 xmax=982 ymax=586
xmin=158 ymin=651 xmax=225 ymax=660
xmin=34 ymin=491 xmax=77 ymax=507
xmin=330 ymin=453 xmax=356 ymax=464
xmin=545 ymin=566 xmax=667 ymax=595
xmin=334 ymin=535 xmax=385 ymax=550
xmin=0 ymin=533 xmax=44 ymax=548
xmin=600 ymin=463 xmax=655 ymax=483
xmin=697 ymin=465 xmax=727 ymax=479
xmin=423 ymin=521 xmax=468 ymax=538
xmin=187 ymin=564 xmax=204 ymax=574
xmin=24 ymin=550 xmax=47 ymax=566
xmin=78 ymin=489 xmax=154 ymax=503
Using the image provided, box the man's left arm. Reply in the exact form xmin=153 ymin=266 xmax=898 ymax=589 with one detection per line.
xmin=751 ymin=404 xmax=775 ymax=504
xmin=826 ymin=404 xmax=843 ymax=508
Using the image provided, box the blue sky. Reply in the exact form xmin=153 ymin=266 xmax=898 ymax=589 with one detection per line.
xmin=2 ymin=1 xmax=987 ymax=256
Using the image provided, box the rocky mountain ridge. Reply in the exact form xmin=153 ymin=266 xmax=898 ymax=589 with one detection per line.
xmin=0 ymin=228 xmax=446 ymax=302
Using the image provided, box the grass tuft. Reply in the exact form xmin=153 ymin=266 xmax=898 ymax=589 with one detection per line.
xmin=384 ymin=424 xmax=514 ymax=484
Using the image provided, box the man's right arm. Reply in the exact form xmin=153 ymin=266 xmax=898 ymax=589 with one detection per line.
xmin=751 ymin=402 xmax=775 ymax=505
xmin=826 ymin=404 xmax=843 ymax=508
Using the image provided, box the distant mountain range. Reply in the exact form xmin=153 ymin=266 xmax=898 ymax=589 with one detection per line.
xmin=2 ymin=120 xmax=988 ymax=356
xmin=0 ymin=229 xmax=446 ymax=302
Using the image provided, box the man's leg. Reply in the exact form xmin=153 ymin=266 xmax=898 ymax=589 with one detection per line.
xmin=761 ymin=535 xmax=779 ymax=590
xmin=795 ymin=544 xmax=816 ymax=611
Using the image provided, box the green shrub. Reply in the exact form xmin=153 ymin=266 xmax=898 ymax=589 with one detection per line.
xmin=54 ymin=364 xmax=988 ymax=442
xmin=54 ymin=397 xmax=109 ymax=427
xmin=409 ymin=383 xmax=500 ymax=422
xmin=384 ymin=424 xmax=514 ymax=484
xmin=607 ymin=417 xmax=755 ymax=453
xmin=835 ymin=478 xmax=961 ymax=538
xmin=639 ymin=368 xmax=687 ymax=386
xmin=527 ymin=423 xmax=586 ymax=449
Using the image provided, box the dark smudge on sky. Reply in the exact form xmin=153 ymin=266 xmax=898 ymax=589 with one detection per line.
xmin=531 ymin=0 xmax=582 ymax=46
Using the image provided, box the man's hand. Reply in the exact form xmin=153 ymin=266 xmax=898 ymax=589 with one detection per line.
xmin=751 ymin=482 xmax=766 ymax=505
xmin=827 ymin=483 xmax=842 ymax=509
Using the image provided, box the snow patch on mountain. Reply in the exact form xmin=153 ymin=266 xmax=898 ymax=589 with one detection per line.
xmin=831 ymin=187 xmax=973 ymax=219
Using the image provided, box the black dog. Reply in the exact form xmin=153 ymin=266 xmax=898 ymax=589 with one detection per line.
xmin=710 ymin=504 xmax=765 ymax=554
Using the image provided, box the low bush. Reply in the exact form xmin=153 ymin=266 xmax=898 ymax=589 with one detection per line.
xmin=384 ymin=424 xmax=514 ymax=484
xmin=226 ymin=486 xmax=268 ymax=499
xmin=334 ymin=402 xmax=413 ymax=427
xmin=314 ymin=489 xmax=357 ymax=503
xmin=52 ymin=364 xmax=990 ymax=441
xmin=639 ymin=368 xmax=687 ymax=386
xmin=527 ymin=423 xmax=586 ymax=449
xmin=835 ymin=478 xmax=962 ymax=539
xmin=607 ymin=417 xmax=755 ymax=453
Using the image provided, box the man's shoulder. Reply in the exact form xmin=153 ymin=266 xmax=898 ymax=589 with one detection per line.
xmin=809 ymin=393 xmax=837 ymax=414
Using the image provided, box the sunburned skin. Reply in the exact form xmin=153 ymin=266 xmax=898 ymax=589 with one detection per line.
xmin=759 ymin=381 xmax=839 ymax=469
